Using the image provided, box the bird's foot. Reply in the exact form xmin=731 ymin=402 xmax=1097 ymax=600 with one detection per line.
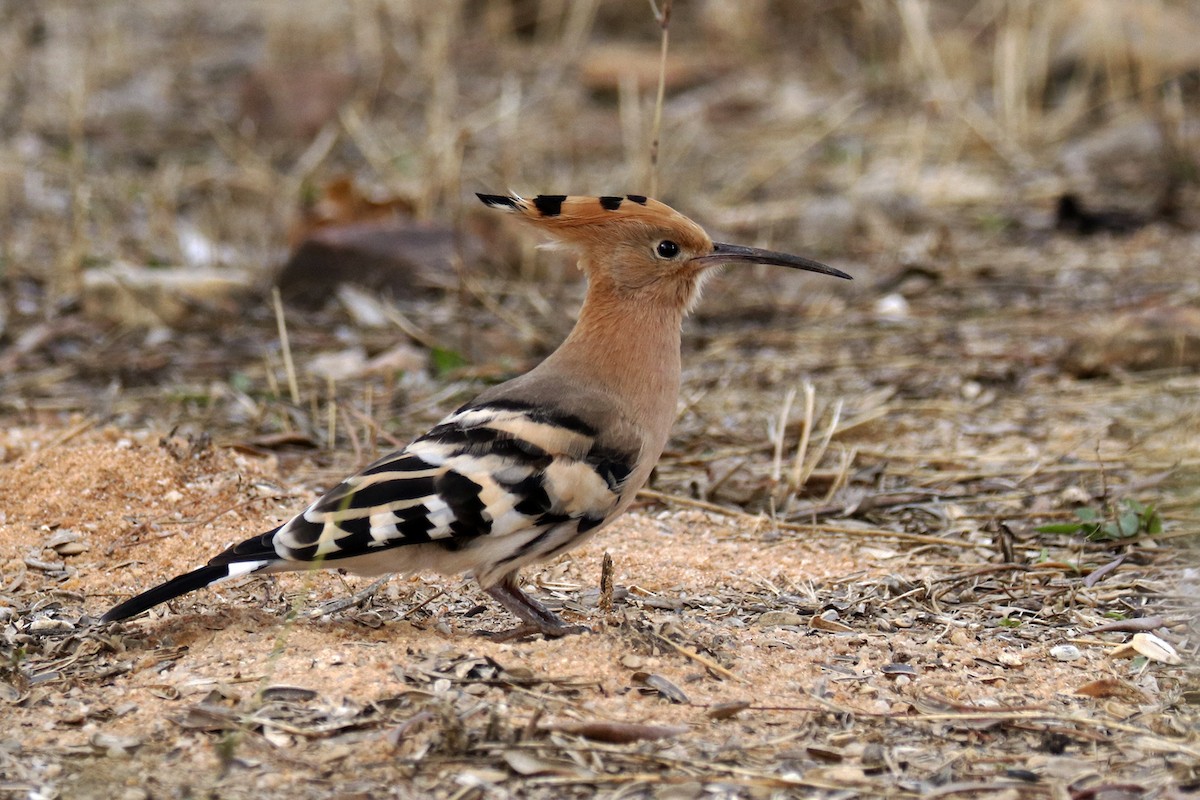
xmin=483 ymin=578 xmax=591 ymax=641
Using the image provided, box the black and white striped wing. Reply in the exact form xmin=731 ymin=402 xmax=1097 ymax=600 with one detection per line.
xmin=235 ymin=400 xmax=639 ymax=585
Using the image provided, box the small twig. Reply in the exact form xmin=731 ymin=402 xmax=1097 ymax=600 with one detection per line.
xmin=457 ymin=272 xmax=555 ymax=349
xmin=342 ymin=402 xmax=405 ymax=451
xmin=821 ymin=445 xmax=856 ymax=505
xmin=598 ymin=552 xmax=615 ymax=613
xmin=1082 ymin=553 xmax=1126 ymax=588
xmin=105 ymin=494 xmax=291 ymax=556
xmin=650 ymin=631 xmax=743 ymax=683
xmin=647 ymin=0 xmax=672 ymax=196
xmin=325 ymin=374 xmax=337 ymax=449
xmin=379 ymin=301 xmax=446 ymax=352
xmin=340 ymin=405 xmax=364 ymax=466
xmin=402 ymin=587 xmax=448 ymax=619
xmin=306 ymin=577 xmax=389 ymax=618
xmin=34 ymin=416 xmax=98 ymax=456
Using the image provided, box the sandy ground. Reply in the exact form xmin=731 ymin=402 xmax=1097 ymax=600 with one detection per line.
xmin=1 ymin=420 xmax=1196 ymax=799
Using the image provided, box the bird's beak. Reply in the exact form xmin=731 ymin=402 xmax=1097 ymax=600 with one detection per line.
xmin=692 ymin=242 xmax=852 ymax=280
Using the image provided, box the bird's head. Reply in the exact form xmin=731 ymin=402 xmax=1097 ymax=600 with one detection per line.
xmin=477 ymin=193 xmax=850 ymax=311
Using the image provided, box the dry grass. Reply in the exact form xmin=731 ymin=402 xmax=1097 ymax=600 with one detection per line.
xmin=1 ymin=1 xmax=1199 ymax=798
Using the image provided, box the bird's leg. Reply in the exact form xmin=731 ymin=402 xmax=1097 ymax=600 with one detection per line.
xmin=483 ymin=574 xmax=590 ymax=641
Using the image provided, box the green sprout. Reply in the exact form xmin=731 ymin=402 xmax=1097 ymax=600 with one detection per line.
xmin=1037 ymin=498 xmax=1162 ymax=542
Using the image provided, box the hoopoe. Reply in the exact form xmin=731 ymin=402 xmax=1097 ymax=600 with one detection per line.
xmin=101 ymin=193 xmax=850 ymax=639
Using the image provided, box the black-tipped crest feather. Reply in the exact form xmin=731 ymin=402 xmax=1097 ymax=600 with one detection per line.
xmin=476 ymin=193 xmax=519 ymax=209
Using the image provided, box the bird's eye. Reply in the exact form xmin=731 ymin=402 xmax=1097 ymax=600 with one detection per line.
xmin=656 ymin=240 xmax=681 ymax=259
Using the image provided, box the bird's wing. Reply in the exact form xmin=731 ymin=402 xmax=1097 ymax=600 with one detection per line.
xmin=214 ymin=398 xmax=642 ymax=578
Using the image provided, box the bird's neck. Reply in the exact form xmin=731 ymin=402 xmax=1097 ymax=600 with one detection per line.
xmin=543 ymin=280 xmax=685 ymax=436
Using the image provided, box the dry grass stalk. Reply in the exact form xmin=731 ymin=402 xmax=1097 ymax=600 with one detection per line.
xmin=769 ymin=386 xmax=797 ymax=500
xmin=648 ymin=630 xmax=742 ymax=683
xmin=769 ymin=383 xmax=850 ymax=512
xmin=325 ymin=374 xmax=337 ymax=449
xmin=60 ymin=66 xmax=89 ymax=304
xmin=647 ymin=0 xmax=673 ymax=196
xmin=271 ymin=286 xmax=301 ymax=406
xmin=789 ymin=388 xmax=840 ymax=494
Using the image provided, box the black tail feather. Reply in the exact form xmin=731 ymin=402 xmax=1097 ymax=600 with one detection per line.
xmin=100 ymin=564 xmax=241 ymax=623
xmin=209 ymin=526 xmax=282 ymax=565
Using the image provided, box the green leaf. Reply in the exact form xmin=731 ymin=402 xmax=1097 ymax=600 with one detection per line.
xmin=1116 ymin=511 xmax=1140 ymax=537
xmin=430 ymin=347 xmax=468 ymax=377
xmin=998 ymin=617 xmax=1022 ymax=628
xmin=1140 ymin=503 xmax=1162 ymax=535
xmin=1075 ymin=507 xmax=1099 ymax=522
xmin=1036 ymin=523 xmax=1084 ymax=534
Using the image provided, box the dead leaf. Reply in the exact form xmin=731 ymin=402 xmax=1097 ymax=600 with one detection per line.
xmin=501 ymin=750 xmax=592 ymax=778
xmin=1074 ymin=678 xmax=1151 ymax=703
xmin=89 ymin=732 xmax=142 ymax=755
xmin=1109 ymin=633 xmax=1182 ymax=665
xmin=259 ymin=686 xmax=319 ymax=703
xmin=545 ymin=721 xmax=689 ymax=743
xmin=807 ymin=744 xmax=846 ymax=762
xmin=1086 ymin=616 xmax=1167 ymax=634
xmin=706 ymin=700 xmax=751 ymax=720
xmin=632 ymin=672 xmax=690 ymax=704
xmin=882 ymin=663 xmax=918 ymax=677
xmin=175 ymin=704 xmax=240 ymax=732
xmin=810 ymin=613 xmax=854 ymax=633
xmin=809 ymin=764 xmax=869 ymax=784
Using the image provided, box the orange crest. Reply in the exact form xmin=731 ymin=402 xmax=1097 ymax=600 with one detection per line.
xmin=477 ymin=193 xmax=713 ymax=252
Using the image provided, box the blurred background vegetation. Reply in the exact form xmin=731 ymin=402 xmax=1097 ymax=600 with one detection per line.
xmin=0 ymin=0 xmax=1197 ymax=465
xmin=2 ymin=0 xmax=1195 ymax=292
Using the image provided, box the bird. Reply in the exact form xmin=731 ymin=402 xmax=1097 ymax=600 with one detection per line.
xmin=100 ymin=193 xmax=851 ymax=639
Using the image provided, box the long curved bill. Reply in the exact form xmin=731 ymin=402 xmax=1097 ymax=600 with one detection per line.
xmin=692 ymin=242 xmax=852 ymax=280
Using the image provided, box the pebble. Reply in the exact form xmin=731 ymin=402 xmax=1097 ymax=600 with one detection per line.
xmin=874 ymin=293 xmax=910 ymax=322
xmin=29 ymin=617 xmax=68 ymax=633
xmin=1050 ymin=644 xmax=1082 ymax=662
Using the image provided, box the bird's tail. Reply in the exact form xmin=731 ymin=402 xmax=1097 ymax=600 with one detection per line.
xmin=99 ymin=559 xmax=271 ymax=623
